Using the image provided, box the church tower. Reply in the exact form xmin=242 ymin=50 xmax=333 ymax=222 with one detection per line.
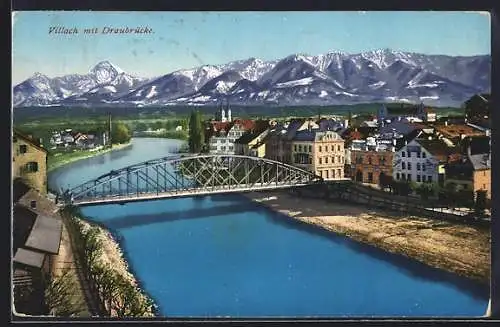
xmin=226 ymin=99 xmax=232 ymax=122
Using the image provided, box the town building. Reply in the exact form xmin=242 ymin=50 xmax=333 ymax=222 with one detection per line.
xmin=434 ymin=123 xmax=486 ymax=144
xmin=378 ymin=103 xmax=436 ymax=123
xmin=13 ymin=179 xmax=63 ymax=315
xmin=207 ymin=119 xmax=254 ymax=154
xmin=393 ymin=138 xmax=455 ymax=186
xmin=12 ymin=129 xmax=48 ymax=195
xmin=350 ymin=148 xmax=395 ymax=185
xmin=445 ymin=141 xmax=491 ymax=198
xmin=233 ymin=120 xmax=270 ymax=157
xmin=265 ymin=119 xmax=318 ymax=164
xmin=291 ymin=129 xmax=345 ymax=180
xmin=465 ymin=93 xmax=490 ymax=122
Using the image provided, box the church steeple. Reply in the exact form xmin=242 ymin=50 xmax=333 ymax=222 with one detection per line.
xmin=226 ymin=98 xmax=232 ymax=122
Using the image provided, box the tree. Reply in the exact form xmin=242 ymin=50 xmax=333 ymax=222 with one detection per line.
xmin=188 ymin=110 xmax=204 ymax=153
xmin=416 ymin=183 xmax=436 ymax=202
xmin=475 ymin=190 xmax=487 ymax=215
xmin=135 ymin=122 xmax=147 ymax=131
xmin=152 ymin=121 xmax=163 ymax=130
xmin=44 ymin=268 xmax=85 ymax=316
xmin=111 ymin=122 xmax=131 ymax=144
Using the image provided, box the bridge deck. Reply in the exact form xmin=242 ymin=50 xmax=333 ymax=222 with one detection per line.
xmin=71 ymin=181 xmax=340 ymax=206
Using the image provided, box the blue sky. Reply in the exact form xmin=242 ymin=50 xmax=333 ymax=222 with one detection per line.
xmin=12 ymin=11 xmax=490 ymax=84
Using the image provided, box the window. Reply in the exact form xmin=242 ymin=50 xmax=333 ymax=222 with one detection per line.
xmin=483 ymin=184 xmax=486 ymax=189
xmin=407 ymin=174 xmax=412 ymax=181
xmin=401 ymin=174 xmax=406 ymax=181
xmin=25 ymin=161 xmax=38 ymax=173
xmin=229 ymin=146 xmax=234 ymax=151
xmin=402 ymin=162 xmax=406 ymax=170
xmin=407 ymin=151 xmax=410 ymax=157
xmin=294 ymin=145 xmax=297 ymax=151
xmin=368 ymin=172 xmax=373 ymax=183
xmin=325 ymin=157 xmax=329 ymax=164
xmin=338 ymin=169 xmax=342 ymax=178
xmin=402 ymin=152 xmax=406 ymax=157
xmin=308 ymin=157 xmax=312 ymax=164
xmin=338 ymin=145 xmax=341 ymax=152
xmin=428 ymin=176 xmax=433 ymax=183
xmin=417 ymin=175 xmax=421 ymax=182
xmin=332 ymin=169 xmax=336 ymax=178
xmin=299 ymin=145 xmax=302 ymax=152
xmin=368 ymin=157 xmax=372 ymax=165
xmin=319 ymin=146 xmax=322 ymax=152
xmin=417 ymin=163 xmax=421 ymax=171
xmin=331 ymin=145 xmax=334 ymax=152
xmin=319 ymin=158 xmax=322 ymax=164
xmin=422 ymin=176 xmax=426 ymax=182
xmin=308 ymin=145 xmax=312 ymax=152
xmin=221 ymin=146 xmax=226 ymax=151
xmin=422 ymin=152 xmax=426 ymax=158
xmin=19 ymin=144 xmax=27 ymax=154
xmin=326 ymin=170 xmax=329 ymax=179
xmin=396 ymin=173 xmax=400 ymax=180
xmin=13 ymin=137 xmax=17 ymax=143
xmin=407 ymin=162 xmax=412 ymax=170
xmin=417 ymin=152 xmax=421 ymax=158
xmin=422 ymin=164 xmax=426 ymax=171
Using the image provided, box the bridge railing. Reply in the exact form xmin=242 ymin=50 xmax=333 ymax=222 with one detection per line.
xmin=65 ymin=154 xmax=323 ymax=204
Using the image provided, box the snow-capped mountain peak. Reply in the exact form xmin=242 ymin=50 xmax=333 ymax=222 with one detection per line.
xmin=13 ymin=49 xmax=490 ymax=108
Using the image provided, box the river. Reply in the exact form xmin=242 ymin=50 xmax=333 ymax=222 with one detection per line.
xmin=48 ymin=138 xmax=489 ymax=317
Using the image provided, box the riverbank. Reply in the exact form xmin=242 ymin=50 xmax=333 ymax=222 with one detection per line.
xmin=47 ymin=142 xmax=132 ymax=172
xmin=77 ymin=219 xmax=156 ymax=317
xmin=244 ymin=190 xmax=490 ymax=284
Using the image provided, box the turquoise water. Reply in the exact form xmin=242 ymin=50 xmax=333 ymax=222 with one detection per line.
xmin=49 ymin=138 xmax=489 ymax=317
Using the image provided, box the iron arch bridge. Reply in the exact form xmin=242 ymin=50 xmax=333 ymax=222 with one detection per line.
xmin=63 ymin=154 xmax=324 ymax=206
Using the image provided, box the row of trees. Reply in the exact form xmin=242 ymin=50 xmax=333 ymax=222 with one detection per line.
xmin=379 ymin=175 xmax=489 ymax=214
xmin=62 ymin=207 xmax=154 ymax=317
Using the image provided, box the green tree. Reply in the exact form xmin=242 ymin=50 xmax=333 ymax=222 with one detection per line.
xmin=135 ymin=122 xmax=148 ymax=131
xmin=475 ymin=190 xmax=487 ymax=215
xmin=416 ymin=183 xmax=436 ymax=202
xmin=152 ymin=121 xmax=163 ymax=130
xmin=188 ymin=110 xmax=204 ymax=153
xmin=111 ymin=122 xmax=131 ymax=144
xmin=44 ymin=268 xmax=85 ymax=317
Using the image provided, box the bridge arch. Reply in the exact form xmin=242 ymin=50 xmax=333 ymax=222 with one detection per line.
xmin=65 ymin=154 xmax=324 ymax=205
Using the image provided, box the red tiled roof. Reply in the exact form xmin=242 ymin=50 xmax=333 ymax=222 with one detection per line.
xmin=233 ymin=119 xmax=255 ymax=131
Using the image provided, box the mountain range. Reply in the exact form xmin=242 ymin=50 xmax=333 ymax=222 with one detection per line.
xmin=13 ymin=49 xmax=490 ymax=108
